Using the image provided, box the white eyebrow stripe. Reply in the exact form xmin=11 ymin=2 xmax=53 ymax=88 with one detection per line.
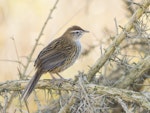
xmin=71 ymin=30 xmax=82 ymax=33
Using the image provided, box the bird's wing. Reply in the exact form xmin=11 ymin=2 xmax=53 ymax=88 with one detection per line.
xmin=34 ymin=38 xmax=67 ymax=72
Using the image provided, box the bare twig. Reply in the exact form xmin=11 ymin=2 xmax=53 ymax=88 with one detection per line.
xmin=58 ymin=93 xmax=76 ymax=113
xmin=86 ymin=84 xmax=150 ymax=110
xmin=116 ymin=96 xmax=132 ymax=113
xmin=87 ymin=0 xmax=150 ymax=82
xmin=3 ymin=90 xmax=8 ymax=113
xmin=0 ymin=59 xmax=25 ymax=67
xmin=0 ymin=80 xmax=150 ymax=110
xmin=22 ymin=0 xmax=59 ymax=79
xmin=10 ymin=37 xmax=22 ymax=78
xmin=115 ymin=56 xmax=150 ymax=88
xmin=114 ymin=18 xmax=119 ymax=35
xmin=78 ymin=76 xmax=94 ymax=112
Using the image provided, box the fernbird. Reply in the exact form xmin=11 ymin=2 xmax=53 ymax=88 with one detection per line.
xmin=21 ymin=25 xmax=89 ymax=100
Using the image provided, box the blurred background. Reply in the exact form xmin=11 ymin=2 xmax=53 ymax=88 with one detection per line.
xmin=0 ymin=0 xmax=133 ymax=112
xmin=0 ymin=0 xmax=128 ymax=81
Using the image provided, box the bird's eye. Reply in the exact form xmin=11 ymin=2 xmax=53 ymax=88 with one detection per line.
xmin=71 ymin=30 xmax=81 ymax=34
xmin=75 ymin=31 xmax=80 ymax=34
xmin=71 ymin=30 xmax=81 ymax=35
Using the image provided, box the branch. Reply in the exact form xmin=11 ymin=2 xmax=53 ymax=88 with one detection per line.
xmin=87 ymin=0 xmax=150 ymax=82
xmin=115 ymin=56 xmax=150 ymax=88
xmin=86 ymin=84 xmax=150 ymax=110
xmin=58 ymin=93 xmax=76 ymax=113
xmin=0 ymin=79 xmax=150 ymax=110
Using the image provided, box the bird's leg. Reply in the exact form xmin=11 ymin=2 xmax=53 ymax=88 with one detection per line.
xmin=55 ymin=73 xmax=68 ymax=86
xmin=50 ymin=73 xmax=58 ymax=85
xmin=56 ymin=72 xmax=64 ymax=79
xmin=50 ymin=74 xmax=56 ymax=80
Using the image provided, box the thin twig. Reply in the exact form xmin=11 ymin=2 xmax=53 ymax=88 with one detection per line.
xmin=87 ymin=0 xmax=150 ymax=82
xmin=115 ymin=56 xmax=150 ymax=88
xmin=0 ymin=59 xmax=25 ymax=68
xmin=10 ymin=37 xmax=22 ymax=78
xmin=22 ymin=0 xmax=59 ymax=79
xmin=116 ymin=96 xmax=132 ymax=113
xmin=114 ymin=18 xmax=119 ymax=35
xmin=58 ymin=93 xmax=76 ymax=113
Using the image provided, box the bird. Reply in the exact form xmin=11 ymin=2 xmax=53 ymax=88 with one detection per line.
xmin=21 ymin=25 xmax=89 ymax=101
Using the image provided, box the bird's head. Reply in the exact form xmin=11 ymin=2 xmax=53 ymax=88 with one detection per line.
xmin=63 ymin=25 xmax=89 ymax=41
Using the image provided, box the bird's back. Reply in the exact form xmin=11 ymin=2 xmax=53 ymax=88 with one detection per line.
xmin=34 ymin=37 xmax=81 ymax=73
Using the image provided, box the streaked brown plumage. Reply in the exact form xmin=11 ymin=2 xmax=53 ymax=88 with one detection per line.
xmin=21 ymin=25 xmax=89 ymax=100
